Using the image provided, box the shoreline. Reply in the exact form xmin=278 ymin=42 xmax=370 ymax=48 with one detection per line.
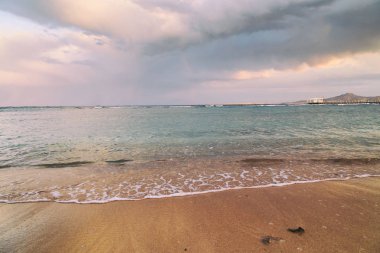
xmin=1 ymin=177 xmax=379 ymax=252
xmin=2 ymin=156 xmax=380 ymax=204
xmin=1 ymin=174 xmax=379 ymax=204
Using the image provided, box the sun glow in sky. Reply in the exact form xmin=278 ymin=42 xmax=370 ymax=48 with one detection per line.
xmin=0 ymin=0 xmax=380 ymax=105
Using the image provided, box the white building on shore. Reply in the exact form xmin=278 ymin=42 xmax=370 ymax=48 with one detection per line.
xmin=307 ymin=97 xmax=324 ymax=104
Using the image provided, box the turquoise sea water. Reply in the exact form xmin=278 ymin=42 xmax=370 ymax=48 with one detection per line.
xmin=1 ymin=105 xmax=380 ymax=167
xmin=0 ymin=105 xmax=379 ymax=203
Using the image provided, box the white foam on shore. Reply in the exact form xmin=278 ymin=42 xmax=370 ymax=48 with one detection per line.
xmin=1 ymin=174 xmax=379 ymax=204
xmin=51 ymin=191 xmax=61 ymax=198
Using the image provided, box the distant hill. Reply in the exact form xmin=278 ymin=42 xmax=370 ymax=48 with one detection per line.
xmin=300 ymin=93 xmax=380 ymax=104
xmin=323 ymin=93 xmax=380 ymax=104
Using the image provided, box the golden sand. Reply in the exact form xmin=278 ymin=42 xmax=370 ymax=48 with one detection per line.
xmin=0 ymin=178 xmax=379 ymax=253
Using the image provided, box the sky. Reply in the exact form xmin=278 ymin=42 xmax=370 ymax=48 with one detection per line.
xmin=0 ymin=0 xmax=379 ymax=105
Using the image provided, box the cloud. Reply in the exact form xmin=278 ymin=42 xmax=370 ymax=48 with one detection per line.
xmin=0 ymin=0 xmax=188 ymax=45
xmin=0 ymin=0 xmax=379 ymax=105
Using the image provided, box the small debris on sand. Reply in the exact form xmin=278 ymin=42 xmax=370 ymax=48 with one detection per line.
xmin=261 ymin=236 xmax=284 ymax=245
xmin=287 ymin=227 xmax=305 ymax=235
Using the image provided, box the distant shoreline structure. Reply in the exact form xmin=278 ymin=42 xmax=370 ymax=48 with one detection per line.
xmin=1 ymin=93 xmax=379 ymax=108
xmin=307 ymin=98 xmax=324 ymax=104
xmin=305 ymin=93 xmax=380 ymax=105
xmin=307 ymin=101 xmax=380 ymax=105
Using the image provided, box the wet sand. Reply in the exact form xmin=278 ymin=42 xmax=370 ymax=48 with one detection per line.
xmin=0 ymin=178 xmax=379 ymax=253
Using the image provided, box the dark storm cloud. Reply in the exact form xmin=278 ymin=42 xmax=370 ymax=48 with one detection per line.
xmin=164 ymin=0 xmax=379 ymax=65
xmin=167 ymin=0 xmax=380 ymax=75
xmin=143 ymin=0 xmax=336 ymax=54
xmin=122 ymin=0 xmax=380 ymax=95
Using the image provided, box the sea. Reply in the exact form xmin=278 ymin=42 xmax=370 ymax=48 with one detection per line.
xmin=0 ymin=105 xmax=379 ymax=203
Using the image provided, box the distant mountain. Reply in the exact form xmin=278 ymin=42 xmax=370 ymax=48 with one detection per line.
xmin=324 ymin=93 xmax=380 ymax=104
xmin=286 ymin=93 xmax=380 ymax=105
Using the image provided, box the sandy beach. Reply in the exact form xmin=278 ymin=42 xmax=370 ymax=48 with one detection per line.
xmin=0 ymin=177 xmax=379 ymax=253
xmin=2 ymin=0 xmax=380 ymax=252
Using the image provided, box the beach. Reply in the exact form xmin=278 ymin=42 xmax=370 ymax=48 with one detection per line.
xmin=1 ymin=106 xmax=380 ymax=252
xmin=2 ymin=0 xmax=380 ymax=251
xmin=1 ymin=177 xmax=379 ymax=253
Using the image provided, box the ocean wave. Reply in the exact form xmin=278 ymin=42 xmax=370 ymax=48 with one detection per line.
xmin=1 ymin=157 xmax=379 ymax=204
xmin=0 ymin=174 xmax=379 ymax=204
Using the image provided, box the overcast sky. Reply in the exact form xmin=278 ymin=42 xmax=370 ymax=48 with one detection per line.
xmin=0 ymin=0 xmax=379 ymax=105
